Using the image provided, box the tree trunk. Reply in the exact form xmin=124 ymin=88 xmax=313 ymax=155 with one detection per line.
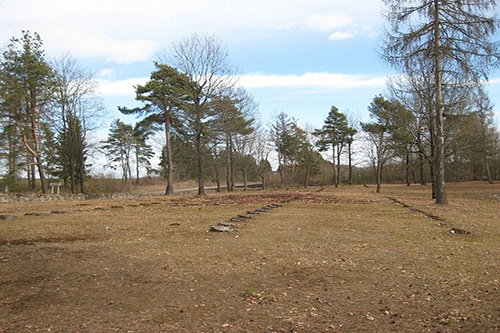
xmin=28 ymin=152 xmax=36 ymax=189
xmin=261 ymin=175 xmax=266 ymax=190
xmin=127 ymin=153 xmax=132 ymax=182
xmin=332 ymin=145 xmax=337 ymax=187
xmin=79 ymin=159 xmax=85 ymax=194
xmin=376 ymin=163 xmax=382 ymax=193
xmin=135 ymin=148 xmax=140 ymax=185
xmin=485 ymin=158 xmax=494 ymax=184
xmin=278 ymin=151 xmax=284 ymax=184
xmin=406 ymin=150 xmax=411 ymax=186
xmin=230 ymin=153 xmax=235 ymax=192
xmin=196 ymin=125 xmax=205 ymax=196
xmin=282 ymin=155 xmax=288 ymax=184
xmin=70 ymin=154 xmax=76 ymax=193
xmin=29 ymin=94 xmax=47 ymax=194
xmin=226 ymin=133 xmax=232 ymax=191
xmin=34 ymin=154 xmax=47 ymax=194
xmin=214 ymin=164 xmax=221 ymax=192
xmin=418 ymin=139 xmax=426 ymax=185
xmin=27 ymin=160 xmax=32 ymax=189
xmin=434 ymin=0 xmax=448 ymax=204
xmin=7 ymin=119 xmax=16 ymax=177
xmin=376 ymin=132 xmax=384 ymax=193
xmin=242 ymin=169 xmax=247 ymax=191
xmin=336 ymin=144 xmax=342 ymax=187
xmin=165 ymin=109 xmax=174 ymax=195
xmin=348 ymin=142 xmax=353 ymax=185
xmin=304 ymin=164 xmax=310 ymax=188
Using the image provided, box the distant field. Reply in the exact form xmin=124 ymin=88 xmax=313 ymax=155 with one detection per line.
xmin=1 ymin=183 xmax=499 ymax=332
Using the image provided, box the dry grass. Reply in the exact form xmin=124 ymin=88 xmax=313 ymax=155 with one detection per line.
xmin=0 ymin=182 xmax=499 ymax=332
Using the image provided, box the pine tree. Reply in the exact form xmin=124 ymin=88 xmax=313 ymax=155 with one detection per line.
xmin=0 ymin=31 xmax=54 ymax=193
xmin=314 ymin=106 xmax=349 ymax=188
xmin=119 ymin=63 xmax=190 ymax=194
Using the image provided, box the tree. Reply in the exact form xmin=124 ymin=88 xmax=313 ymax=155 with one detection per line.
xmin=344 ymin=112 xmax=360 ymax=185
xmin=298 ymin=125 xmax=321 ymax=188
xmin=132 ymin=123 xmax=154 ymax=184
xmin=119 ymin=63 xmax=190 ymax=195
xmin=270 ymin=112 xmax=290 ymax=183
xmin=361 ymin=96 xmax=404 ymax=193
xmin=270 ymin=112 xmax=303 ymax=184
xmin=345 ymin=126 xmax=358 ymax=185
xmin=383 ymin=0 xmax=500 ymax=204
xmin=253 ymin=129 xmax=272 ymax=190
xmin=213 ymin=88 xmax=256 ymax=191
xmin=101 ymin=119 xmax=135 ymax=182
xmin=388 ymin=104 xmax=415 ymax=186
xmin=314 ymin=106 xmax=349 ymax=187
xmin=166 ymin=33 xmax=236 ymax=195
xmin=51 ymin=53 xmax=103 ymax=194
xmin=0 ymin=65 xmax=24 ymax=189
xmin=56 ymin=114 xmax=86 ymax=191
xmin=389 ymin=65 xmax=498 ymax=191
xmin=208 ymin=138 xmax=225 ymax=192
xmin=0 ymin=31 xmax=53 ymax=193
xmin=387 ymin=68 xmax=436 ymax=189
xmin=233 ymin=131 xmax=258 ymax=191
xmin=160 ymin=134 xmax=198 ymax=181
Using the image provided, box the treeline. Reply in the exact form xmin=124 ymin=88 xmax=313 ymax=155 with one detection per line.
xmin=1 ymin=28 xmax=500 ymax=197
xmin=0 ymin=31 xmax=103 ymax=194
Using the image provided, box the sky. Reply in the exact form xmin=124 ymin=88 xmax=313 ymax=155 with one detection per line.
xmin=1 ymin=0 xmax=500 ymax=172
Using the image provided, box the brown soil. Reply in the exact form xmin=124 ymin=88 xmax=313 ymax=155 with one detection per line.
xmin=1 ymin=183 xmax=499 ymax=332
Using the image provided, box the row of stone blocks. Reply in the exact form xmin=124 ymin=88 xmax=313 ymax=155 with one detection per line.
xmin=207 ymin=203 xmax=285 ymax=233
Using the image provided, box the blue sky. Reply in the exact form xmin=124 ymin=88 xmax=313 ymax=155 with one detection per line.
xmin=1 ymin=0 xmax=500 ymax=167
xmin=0 ymin=0 xmax=393 ymax=126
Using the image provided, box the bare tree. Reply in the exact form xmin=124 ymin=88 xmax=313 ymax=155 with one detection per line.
xmin=253 ymin=129 xmax=272 ymax=190
xmin=51 ymin=53 xmax=104 ymax=193
xmin=382 ymin=0 xmax=500 ymax=204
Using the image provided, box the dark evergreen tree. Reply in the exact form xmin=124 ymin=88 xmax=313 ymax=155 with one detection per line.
xmin=119 ymin=63 xmax=190 ymax=194
xmin=101 ymin=119 xmax=135 ymax=182
xmin=314 ymin=106 xmax=349 ymax=188
xmin=0 ymin=31 xmax=54 ymax=193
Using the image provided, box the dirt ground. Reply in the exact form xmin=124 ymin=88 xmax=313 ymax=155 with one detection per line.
xmin=1 ymin=183 xmax=499 ymax=332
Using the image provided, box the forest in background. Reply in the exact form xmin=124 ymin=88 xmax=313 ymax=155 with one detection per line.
xmin=2 ymin=0 xmax=500 ymax=201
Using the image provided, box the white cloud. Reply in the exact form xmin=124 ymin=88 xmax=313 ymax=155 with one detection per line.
xmin=96 ymin=77 xmax=148 ymax=96
xmin=46 ymin=28 xmax=157 ymax=64
xmin=326 ymin=25 xmax=378 ymax=41
xmin=488 ymin=77 xmax=500 ymax=84
xmin=96 ymin=71 xmax=386 ymax=97
xmin=0 ymin=0 xmax=383 ymax=63
xmin=328 ymin=31 xmax=357 ymax=41
xmin=239 ymin=72 xmax=386 ymax=90
xmin=362 ymin=25 xmax=378 ymax=38
xmin=97 ymin=68 xmax=115 ymax=78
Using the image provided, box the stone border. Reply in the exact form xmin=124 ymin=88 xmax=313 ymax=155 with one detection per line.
xmin=0 ymin=192 xmax=160 ymax=204
xmin=385 ymin=196 xmax=472 ymax=235
xmin=208 ymin=203 xmax=284 ymax=233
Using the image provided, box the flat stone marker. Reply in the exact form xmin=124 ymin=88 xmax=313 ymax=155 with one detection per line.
xmin=209 ymin=225 xmax=233 ymax=233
